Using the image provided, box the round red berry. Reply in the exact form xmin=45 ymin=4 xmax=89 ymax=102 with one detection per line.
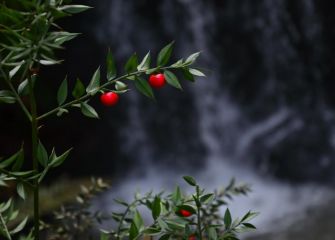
xmin=179 ymin=209 xmax=193 ymax=217
xmin=188 ymin=234 xmax=196 ymax=240
xmin=149 ymin=73 xmax=166 ymax=89
xmin=100 ymin=92 xmax=119 ymax=106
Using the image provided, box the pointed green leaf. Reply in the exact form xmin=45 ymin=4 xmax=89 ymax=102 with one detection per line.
xmin=164 ymin=70 xmax=182 ymax=90
xmin=171 ymin=186 xmax=182 ymax=204
xmin=16 ymin=183 xmax=25 ymax=200
xmin=224 ymin=208 xmax=232 ymax=228
xmin=86 ymin=67 xmax=101 ymax=95
xmin=56 ymin=108 xmax=69 ymax=117
xmin=164 ymin=219 xmax=185 ymax=230
xmin=8 ymin=209 xmax=19 ymax=221
xmin=142 ymin=227 xmax=161 ymax=235
xmin=48 ymin=148 xmax=56 ymax=163
xmin=242 ymin=223 xmax=256 ymax=229
xmin=0 ymin=149 xmax=22 ymax=168
xmin=57 ymin=76 xmax=68 ymax=105
xmin=54 ymin=32 xmax=80 ymax=45
xmin=17 ymin=76 xmax=36 ymax=96
xmin=18 ymin=79 xmax=28 ymax=95
xmin=58 ymin=5 xmax=92 ymax=14
xmin=159 ymin=234 xmax=171 ymax=240
xmin=81 ymin=102 xmax=99 ymax=119
xmin=0 ymin=90 xmax=16 ymax=104
xmin=146 ymin=67 xmax=160 ymax=75
xmin=10 ymin=170 xmax=35 ymax=177
xmin=37 ymin=141 xmax=49 ymax=167
xmin=137 ymin=51 xmax=151 ymax=71
xmin=157 ymin=218 xmax=169 ymax=231
xmin=152 ymin=196 xmax=161 ymax=220
xmin=0 ymin=180 xmax=7 ymax=187
xmin=134 ymin=76 xmax=155 ymax=99
xmin=171 ymin=59 xmax=184 ymax=68
xmin=185 ymin=52 xmax=200 ymax=64
xmin=189 ymin=68 xmax=206 ymax=77
xmin=183 ymin=176 xmax=197 ymax=186
xmin=10 ymin=217 xmax=28 ymax=234
xmin=115 ymin=81 xmax=127 ymax=91
xmin=157 ymin=41 xmax=174 ymax=66
xmin=208 ymin=227 xmax=218 ymax=240
xmin=39 ymin=59 xmax=62 ymax=65
xmin=72 ymin=78 xmax=85 ymax=99
xmin=133 ymin=210 xmax=144 ymax=230
xmin=125 ymin=53 xmax=138 ymax=73
xmin=241 ymin=211 xmax=259 ymax=222
xmin=129 ymin=221 xmax=139 ymax=240
xmin=200 ymin=193 xmax=214 ymax=204
xmin=12 ymin=147 xmax=24 ymax=171
xmin=107 ymin=49 xmax=117 ymax=80
xmin=0 ymin=198 xmax=12 ymax=213
xmin=9 ymin=63 xmax=23 ymax=79
xmin=182 ymin=68 xmax=195 ymax=82
xmin=50 ymin=148 xmax=72 ymax=168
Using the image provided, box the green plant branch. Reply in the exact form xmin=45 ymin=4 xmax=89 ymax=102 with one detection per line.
xmin=0 ymin=67 xmax=32 ymax=122
xmin=196 ymin=186 xmax=203 ymax=240
xmin=0 ymin=168 xmax=35 ymax=189
xmin=28 ymin=74 xmax=39 ymax=240
xmin=115 ymin=199 xmax=139 ymax=240
xmin=0 ymin=212 xmax=12 ymax=240
xmin=36 ymin=66 xmax=176 ymax=121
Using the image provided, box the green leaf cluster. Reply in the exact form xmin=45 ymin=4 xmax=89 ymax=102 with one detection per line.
xmin=98 ymin=176 xmax=258 ymax=240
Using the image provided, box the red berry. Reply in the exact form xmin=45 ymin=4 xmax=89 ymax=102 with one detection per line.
xmin=179 ymin=209 xmax=193 ymax=217
xmin=188 ymin=234 xmax=196 ymax=240
xmin=100 ymin=92 xmax=119 ymax=106
xmin=149 ymin=73 xmax=166 ymax=89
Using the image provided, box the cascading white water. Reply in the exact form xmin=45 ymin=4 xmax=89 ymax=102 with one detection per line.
xmin=95 ymin=0 xmax=335 ymax=234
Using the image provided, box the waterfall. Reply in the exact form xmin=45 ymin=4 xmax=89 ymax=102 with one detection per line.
xmin=94 ymin=0 xmax=335 ymax=233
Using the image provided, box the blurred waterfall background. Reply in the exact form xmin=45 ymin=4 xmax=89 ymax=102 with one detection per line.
xmin=91 ymin=1 xmax=335 ymax=239
xmin=1 ymin=0 xmax=335 ymax=239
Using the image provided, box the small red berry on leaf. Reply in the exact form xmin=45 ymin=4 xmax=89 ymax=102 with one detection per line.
xmin=149 ymin=73 xmax=166 ymax=89
xmin=100 ymin=92 xmax=119 ymax=106
xmin=179 ymin=209 xmax=193 ymax=217
xmin=188 ymin=234 xmax=196 ymax=240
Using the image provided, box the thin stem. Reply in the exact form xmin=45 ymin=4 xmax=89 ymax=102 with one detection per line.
xmin=36 ymin=66 xmax=175 ymax=121
xmin=196 ymin=186 xmax=203 ymax=240
xmin=0 ymin=212 xmax=12 ymax=240
xmin=116 ymin=204 xmax=132 ymax=240
xmin=115 ymin=199 xmax=142 ymax=240
xmin=0 ymin=67 xmax=32 ymax=122
xmin=28 ymin=74 xmax=39 ymax=240
xmin=0 ymin=168 xmax=35 ymax=189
